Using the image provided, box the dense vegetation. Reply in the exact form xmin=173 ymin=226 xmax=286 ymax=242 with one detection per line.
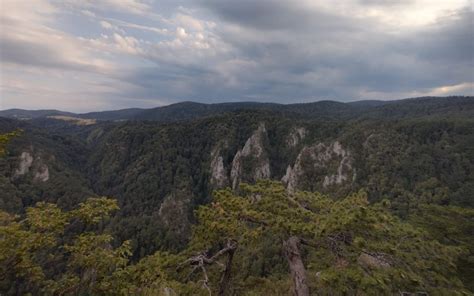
xmin=1 ymin=181 xmax=472 ymax=295
xmin=0 ymin=97 xmax=473 ymax=294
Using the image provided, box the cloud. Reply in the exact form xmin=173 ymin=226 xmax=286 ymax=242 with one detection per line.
xmin=176 ymin=27 xmax=188 ymax=39
xmin=58 ymin=0 xmax=151 ymax=15
xmin=357 ymin=0 xmax=413 ymax=6
xmin=112 ymin=33 xmax=142 ymax=55
xmin=100 ymin=20 xmax=114 ymax=29
xmin=180 ymin=0 xmax=473 ymax=101
xmin=174 ymin=13 xmax=206 ymax=31
xmin=429 ymin=82 xmax=474 ymax=96
xmin=0 ymin=0 xmax=472 ymax=111
xmin=0 ymin=0 xmax=114 ymax=73
xmin=102 ymin=18 xmax=168 ymax=34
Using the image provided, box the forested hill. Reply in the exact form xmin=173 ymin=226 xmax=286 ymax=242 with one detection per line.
xmin=1 ymin=96 xmax=472 ymax=122
xmin=1 ymin=96 xmax=474 ymax=294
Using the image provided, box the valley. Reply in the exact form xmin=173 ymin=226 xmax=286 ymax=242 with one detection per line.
xmin=1 ymin=96 xmax=473 ymax=294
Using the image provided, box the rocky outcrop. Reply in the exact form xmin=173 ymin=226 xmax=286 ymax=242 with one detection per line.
xmin=282 ymin=141 xmax=354 ymax=193
xmin=282 ymin=165 xmax=298 ymax=193
xmin=230 ymin=123 xmax=271 ymax=189
xmin=158 ymin=190 xmax=191 ymax=238
xmin=322 ymin=141 xmax=353 ymax=187
xmin=14 ymin=151 xmax=50 ymax=182
xmin=230 ymin=150 xmax=243 ymax=190
xmin=33 ymin=163 xmax=50 ymax=182
xmin=210 ymin=147 xmax=229 ymax=189
xmin=210 ymin=128 xmax=354 ymax=193
xmin=15 ymin=152 xmax=34 ymax=176
xmin=287 ymin=127 xmax=307 ymax=147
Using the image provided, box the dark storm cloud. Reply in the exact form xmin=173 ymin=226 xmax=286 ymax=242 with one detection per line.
xmin=115 ymin=1 xmax=471 ymax=104
xmin=194 ymin=1 xmax=473 ymax=100
xmin=410 ymin=8 xmax=474 ymax=62
xmin=199 ymin=0 xmax=367 ymax=32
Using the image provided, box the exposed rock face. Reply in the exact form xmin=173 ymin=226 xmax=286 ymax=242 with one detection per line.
xmin=282 ymin=165 xmax=298 ymax=193
xmin=210 ymin=148 xmax=229 ymax=189
xmin=14 ymin=151 xmax=50 ymax=182
xmin=33 ymin=163 xmax=50 ymax=182
xmin=282 ymin=141 xmax=354 ymax=193
xmin=15 ymin=152 xmax=34 ymax=176
xmin=230 ymin=123 xmax=271 ymax=189
xmin=322 ymin=142 xmax=352 ymax=187
xmin=158 ymin=190 xmax=191 ymax=238
xmin=287 ymin=127 xmax=307 ymax=147
xmin=230 ymin=150 xmax=243 ymax=190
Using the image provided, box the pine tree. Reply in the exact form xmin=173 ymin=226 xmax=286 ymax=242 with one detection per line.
xmin=179 ymin=180 xmax=469 ymax=295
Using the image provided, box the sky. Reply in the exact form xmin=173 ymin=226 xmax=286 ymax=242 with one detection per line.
xmin=0 ymin=0 xmax=473 ymax=112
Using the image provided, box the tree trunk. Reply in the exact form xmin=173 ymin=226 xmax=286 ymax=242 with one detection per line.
xmin=284 ymin=236 xmax=309 ymax=296
xmin=218 ymin=247 xmax=235 ymax=296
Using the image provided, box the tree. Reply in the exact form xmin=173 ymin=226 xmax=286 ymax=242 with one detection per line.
xmin=0 ymin=197 xmax=131 ymax=295
xmin=180 ymin=180 xmax=469 ymax=295
xmin=1 ymin=181 xmax=470 ymax=295
xmin=408 ymin=204 xmax=474 ymax=292
xmin=0 ymin=130 xmax=21 ymax=157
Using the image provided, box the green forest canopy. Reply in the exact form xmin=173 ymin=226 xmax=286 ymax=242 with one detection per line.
xmin=1 ymin=181 xmax=473 ymax=295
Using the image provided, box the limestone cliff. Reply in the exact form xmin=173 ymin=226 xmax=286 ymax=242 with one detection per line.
xmin=282 ymin=141 xmax=354 ymax=193
xmin=287 ymin=127 xmax=307 ymax=147
xmin=230 ymin=123 xmax=271 ymax=189
xmin=14 ymin=150 xmax=50 ymax=182
xmin=15 ymin=152 xmax=33 ymax=176
xmin=210 ymin=147 xmax=229 ymax=189
xmin=158 ymin=189 xmax=192 ymax=241
xmin=211 ymin=126 xmax=355 ymax=193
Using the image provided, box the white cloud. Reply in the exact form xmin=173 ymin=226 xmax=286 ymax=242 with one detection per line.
xmin=300 ymin=0 xmax=470 ymax=27
xmin=103 ymin=18 xmax=168 ymax=35
xmin=59 ymin=0 xmax=151 ymax=15
xmin=81 ymin=9 xmax=95 ymax=17
xmin=174 ymin=13 xmax=205 ymax=31
xmin=112 ymin=33 xmax=142 ymax=55
xmin=176 ymin=27 xmax=188 ymax=39
xmin=103 ymin=0 xmax=150 ymax=13
xmin=0 ymin=0 xmax=150 ymax=111
xmin=429 ymin=82 xmax=474 ymax=96
xmin=100 ymin=20 xmax=113 ymax=29
xmin=0 ymin=0 xmax=117 ymax=73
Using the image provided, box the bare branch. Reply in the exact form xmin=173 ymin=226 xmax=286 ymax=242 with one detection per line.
xmin=178 ymin=239 xmax=238 ymax=296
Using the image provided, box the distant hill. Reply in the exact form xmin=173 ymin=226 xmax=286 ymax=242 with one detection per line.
xmin=80 ymin=108 xmax=145 ymax=121
xmin=0 ymin=109 xmax=75 ymax=120
xmin=134 ymin=101 xmax=284 ymax=121
xmin=361 ymin=96 xmax=474 ymax=119
xmin=1 ymin=96 xmax=472 ymax=122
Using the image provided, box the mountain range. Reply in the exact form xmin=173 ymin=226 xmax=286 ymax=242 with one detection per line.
xmin=2 ymin=96 xmax=473 ymax=122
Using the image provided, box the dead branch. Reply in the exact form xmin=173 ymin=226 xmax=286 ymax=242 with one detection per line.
xmin=178 ymin=239 xmax=238 ymax=296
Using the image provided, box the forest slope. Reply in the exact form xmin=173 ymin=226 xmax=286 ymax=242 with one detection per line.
xmin=0 ymin=97 xmax=473 ymax=293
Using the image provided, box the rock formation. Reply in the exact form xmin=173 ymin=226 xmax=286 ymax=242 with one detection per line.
xmin=287 ymin=127 xmax=307 ymax=147
xmin=14 ymin=151 xmax=50 ymax=182
xmin=282 ymin=141 xmax=354 ymax=193
xmin=230 ymin=123 xmax=271 ymax=189
xmin=210 ymin=147 xmax=229 ymax=189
